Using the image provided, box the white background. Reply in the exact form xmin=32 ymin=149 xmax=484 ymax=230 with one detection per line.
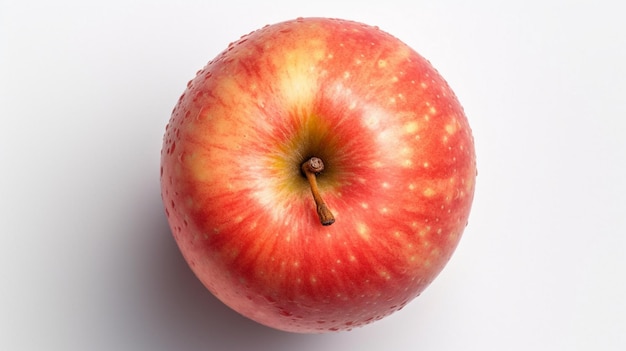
xmin=2 ymin=0 xmax=625 ymax=350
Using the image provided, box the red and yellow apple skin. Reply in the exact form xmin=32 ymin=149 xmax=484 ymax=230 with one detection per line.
xmin=161 ymin=17 xmax=476 ymax=333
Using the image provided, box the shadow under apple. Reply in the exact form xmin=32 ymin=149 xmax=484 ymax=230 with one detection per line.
xmin=137 ymin=188 xmax=323 ymax=350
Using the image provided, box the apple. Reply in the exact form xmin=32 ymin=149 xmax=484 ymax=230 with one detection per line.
xmin=161 ymin=17 xmax=476 ymax=333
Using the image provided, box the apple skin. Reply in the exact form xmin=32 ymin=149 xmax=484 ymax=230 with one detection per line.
xmin=161 ymin=17 xmax=476 ymax=333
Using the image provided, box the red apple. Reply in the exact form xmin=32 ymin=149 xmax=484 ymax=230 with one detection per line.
xmin=161 ymin=17 xmax=476 ymax=333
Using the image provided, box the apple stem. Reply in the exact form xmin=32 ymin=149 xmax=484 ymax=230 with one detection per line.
xmin=301 ymin=157 xmax=335 ymax=226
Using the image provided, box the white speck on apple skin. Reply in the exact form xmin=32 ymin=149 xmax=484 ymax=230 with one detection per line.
xmin=423 ymin=188 xmax=436 ymax=197
xmin=445 ymin=121 xmax=458 ymax=135
xmin=356 ymin=222 xmax=370 ymax=240
xmin=403 ymin=121 xmax=419 ymax=134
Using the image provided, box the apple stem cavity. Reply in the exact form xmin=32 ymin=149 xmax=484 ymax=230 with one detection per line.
xmin=301 ymin=157 xmax=336 ymax=226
